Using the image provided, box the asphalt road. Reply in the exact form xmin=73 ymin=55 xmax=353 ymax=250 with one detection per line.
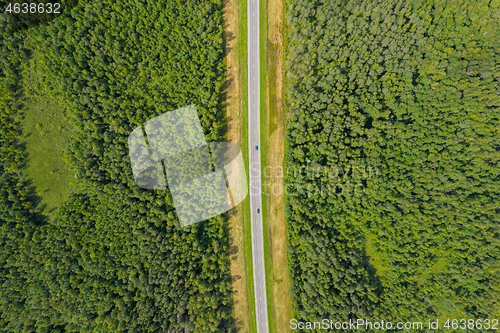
xmin=248 ymin=0 xmax=269 ymax=332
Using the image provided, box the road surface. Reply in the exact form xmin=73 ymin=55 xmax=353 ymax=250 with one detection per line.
xmin=248 ymin=0 xmax=269 ymax=332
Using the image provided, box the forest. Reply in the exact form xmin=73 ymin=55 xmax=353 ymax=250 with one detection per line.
xmin=0 ymin=0 xmax=233 ymax=332
xmin=284 ymin=0 xmax=500 ymax=328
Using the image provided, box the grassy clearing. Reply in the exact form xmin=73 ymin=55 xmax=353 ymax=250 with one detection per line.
xmin=224 ymin=0 xmax=257 ymax=330
xmin=20 ymin=59 xmax=75 ymax=216
xmin=21 ymin=95 xmax=74 ymax=215
xmin=364 ymin=234 xmax=389 ymax=278
xmin=416 ymin=256 xmax=448 ymax=287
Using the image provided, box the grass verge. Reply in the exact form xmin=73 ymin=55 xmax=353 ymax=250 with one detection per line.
xmin=260 ymin=0 xmax=293 ymax=331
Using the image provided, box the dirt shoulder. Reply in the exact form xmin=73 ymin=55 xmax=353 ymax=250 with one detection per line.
xmin=223 ymin=0 xmax=256 ymax=331
xmin=263 ymin=0 xmax=293 ymax=330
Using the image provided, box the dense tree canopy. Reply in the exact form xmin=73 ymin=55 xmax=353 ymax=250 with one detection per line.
xmin=284 ymin=0 xmax=500 ymax=327
xmin=0 ymin=0 xmax=233 ymax=331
